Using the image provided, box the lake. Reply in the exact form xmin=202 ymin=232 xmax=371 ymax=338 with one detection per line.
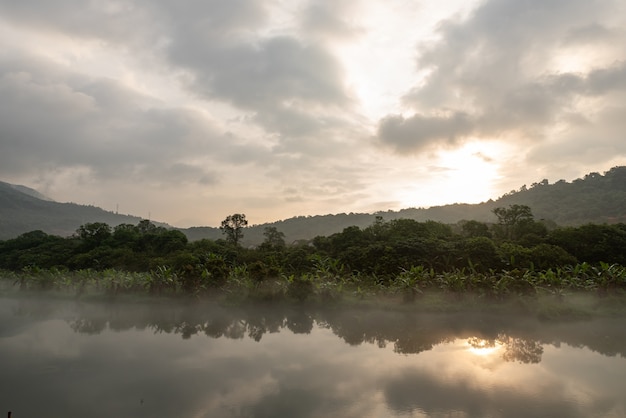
xmin=1 ymin=295 xmax=625 ymax=417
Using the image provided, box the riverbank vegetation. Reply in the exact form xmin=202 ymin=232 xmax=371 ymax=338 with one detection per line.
xmin=1 ymin=206 xmax=626 ymax=305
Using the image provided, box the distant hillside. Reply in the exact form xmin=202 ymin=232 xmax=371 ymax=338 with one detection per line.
xmin=7 ymin=183 xmax=54 ymax=201
xmin=183 ymin=166 xmax=626 ymax=246
xmin=0 ymin=181 xmax=158 ymax=240
xmin=491 ymin=166 xmax=626 ymax=225
xmin=2 ymin=166 xmax=626 ymax=244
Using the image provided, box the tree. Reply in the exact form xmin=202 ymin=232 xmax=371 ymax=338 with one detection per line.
xmin=112 ymin=223 xmax=140 ymax=247
xmin=493 ymin=205 xmax=533 ymax=227
xmin=261 ymin=226 xmax=286 ymax=249
xmin=220 ymin=213 xmax=248 ymax=246
xmin=76 ymin=222 xmax=112 ymax=249
xmin=460 ymin=220 xmax=492 ymax=238
xmin=365 ymin=215 xmax=390 ymax=240
xmin=548 ymin=223 xmax=626 ymax=265
xmin=459 ymin=236 xmax=501 ymax=271
xmin=492 ymin=205 xmax=534 ymax=241
xmin=137 ymin=219 xmax=158 ymax=234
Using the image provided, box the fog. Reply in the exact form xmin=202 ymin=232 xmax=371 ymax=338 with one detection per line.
xmin=2 ymin=294 xmax=625 ymax=417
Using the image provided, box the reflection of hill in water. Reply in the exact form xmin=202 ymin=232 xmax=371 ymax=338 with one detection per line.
xmin=7 ymin=297 xmax=626 ymax=362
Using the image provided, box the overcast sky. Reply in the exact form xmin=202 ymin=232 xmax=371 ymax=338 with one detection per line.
xmin=1 ymin=0 xmax=625 ymax=227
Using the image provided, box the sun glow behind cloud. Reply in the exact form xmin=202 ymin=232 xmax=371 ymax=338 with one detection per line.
xmin=434 ymin=142 xmax=502 ymax=202
xmin=330 ymin=0 xmax=481 ymax=121
xmin=386 ymin=141 xmax=508 ymax=211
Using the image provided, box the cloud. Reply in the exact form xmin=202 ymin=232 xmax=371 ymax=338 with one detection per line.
xmin=376 ymin=0 xmax=626 ymax=162
xmin=170 ymin=35 xmax=353 ymax=141
xmin=563 ymin=23 xmax=624 ymax=45
xmin=586 ymin=61 xmax=626 ymax=94
xmin=0 ymin=54 xmax=224 ymax=186
xmin=384 ymin=368 xmax=584 ymax=418
xmin=0 ymin=0 xmax=158 ymax=44
xmin=1 ymin=0 xmax=625 ymax=225
xmin=377 ymin=112 xmax=473 ymax=153
xmin=150 ymin=2 xmax=362 ymax=158
xmin=158 ymin=0 xmax=268 ymax=37
xmin=300 ymin=0 xmax=365 ymax=40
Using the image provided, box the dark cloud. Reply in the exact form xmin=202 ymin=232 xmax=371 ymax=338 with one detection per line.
xmin=301 ymin=0 xmax=363 ymax=40
xmin=158 ymin=0 xmax=268 ymax=37
xmin=563 ymin=23 xmax=622 ymax=45
xmin=0 ymin=55 xmax=222 ymax=184
xmin=586 ymin=61 xmax=626 ymax=94
xmin=0 ymin=0 xmax=157 ymax=44
xmin=0 ymin=1 xmax=361 ymax=192
xmin=0 ymin=0 xmax=266 ymax=47
xmin=377 ymin=112 xmax=473 ymax=153
xmin=169 ymin=34 xmax=353 ymax=143
xmin=151 ymin=1 xmax=356 ymax=146
xmin=378 ymin=0 xmax=626 ymax=159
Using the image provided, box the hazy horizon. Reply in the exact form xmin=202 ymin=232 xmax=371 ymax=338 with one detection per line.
xmin=0 ymin=168 xmax=612 ymax=229
xmin=2 ymin=0 xmax=625 ymax=227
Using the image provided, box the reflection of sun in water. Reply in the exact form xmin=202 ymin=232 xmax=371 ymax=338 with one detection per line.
xmin=466 ymin=337 xmax=503 ymax=357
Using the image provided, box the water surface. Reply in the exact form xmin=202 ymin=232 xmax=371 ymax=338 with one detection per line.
xmin=1 ymin=296 xmax=625 ymax=417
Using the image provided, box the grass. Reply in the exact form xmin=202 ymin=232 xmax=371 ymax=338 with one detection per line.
xmin=2 ymin=263 xmax=626 ymax=320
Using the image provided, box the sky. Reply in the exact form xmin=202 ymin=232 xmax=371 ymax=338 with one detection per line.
xmin=1 ymin=0 xmax=626 ymax=228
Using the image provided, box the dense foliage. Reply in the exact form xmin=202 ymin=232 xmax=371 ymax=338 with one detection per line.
xmin=2 ymin=205 xmax=626 ymax=301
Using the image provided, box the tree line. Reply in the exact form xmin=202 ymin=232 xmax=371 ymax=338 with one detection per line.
xmin=2 ymin=205 xmax=626 ymax=298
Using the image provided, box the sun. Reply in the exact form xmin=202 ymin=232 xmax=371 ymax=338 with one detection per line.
xmin=468 ymin=345 xmax=502 ymax=356
xmin=466 ymin=337 xmax=503 ymax=357
xmin=378 ymin=140 xmax=510 ymax=212
xmin=433 ymin=141 xmax=502 ymax=202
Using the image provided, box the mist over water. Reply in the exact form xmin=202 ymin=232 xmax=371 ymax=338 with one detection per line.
xmin=1 ymin=295 xmax=625 ymax=418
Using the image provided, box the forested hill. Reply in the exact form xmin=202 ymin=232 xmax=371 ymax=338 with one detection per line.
xmin=185 ymin=166 xmax=626 ymax=245
xmin=0 ymin=181 xmax=149 ymax=240
xmin=393 ymin=165 xmax=626 ymax=226
xmin=2 ymin=166 xmax=626 ymax=244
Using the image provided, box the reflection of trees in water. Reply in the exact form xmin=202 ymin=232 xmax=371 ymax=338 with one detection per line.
xmin=467 ymin=336 xmax=496 ymax=350
xmin=498 ymin=334 xmax=543 ymax=364
xmin=161 ymin=309 xmax=290 ymax=341
xmin=467 ymin=335 xmax=544 ymax=363
xmin=69 ymin=317 xmax=107 ymax=335
xmin=203 ymin=316 xmax=245 ymax=339
xmin=59 ymin=308 xmax=542 ymax=363
xmin=317 ymin=311 xmax=400 ymax=349
xmin=286 ymin=310 xmax=314 ymax=335
xmin=9 ymin=298 xmax=626 ymax=360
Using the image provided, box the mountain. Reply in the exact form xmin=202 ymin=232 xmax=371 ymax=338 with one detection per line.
xmin=7 ymin=183 xmax=54 ymax=201
xmin=2 ymin=166 xmax=626 ymax=244
xmin=184 ymin=166 xmax=626 ymax=246
xmin=0 ymin=181 xmax=156 ymax=240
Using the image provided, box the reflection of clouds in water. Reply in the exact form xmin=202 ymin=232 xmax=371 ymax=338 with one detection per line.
xmin=540 ymin=344 xmax=626 ymax=415
xmin=3 ymin=319 xmax=84 ymax=359
xmin=383 ymin=367 xmax=583 ymax=418
xmin=1 ymin=297 xmax=626 ymax=418
xmin=0 ymin=313 xmax=393 ymax=418
xmin=383 ymin=338 xmax=626 ymax=418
